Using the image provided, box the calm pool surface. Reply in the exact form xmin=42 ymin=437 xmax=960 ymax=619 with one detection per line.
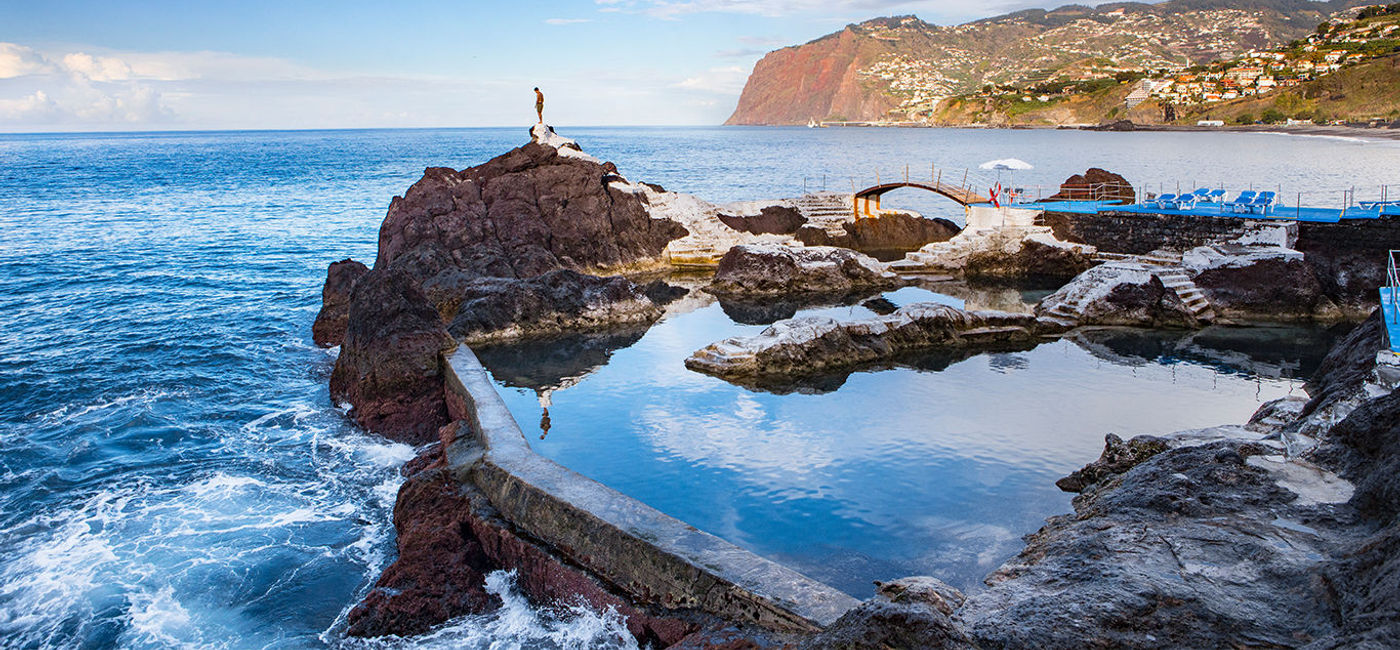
xmin=480 ymin=283 xmax=1338 ymax=597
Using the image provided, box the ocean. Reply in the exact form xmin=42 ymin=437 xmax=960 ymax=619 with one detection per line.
xmin=1 ymin=126 xmax=1397 ymax=648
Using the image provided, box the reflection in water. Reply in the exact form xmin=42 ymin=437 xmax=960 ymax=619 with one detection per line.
xmin=1070 ymin=324 xmax=1347 ymax=380
xmin=481 ymin=285 xmax=1347 ymax=598
xmin=473 ymin=327 xmax=650 ymax=391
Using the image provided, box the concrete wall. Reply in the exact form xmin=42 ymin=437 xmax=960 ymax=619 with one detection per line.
xmin=440 ymin=347 xmax=857 ymax=633
xmin=967 ymin=205 xmax=1039 ymax=228
xmin=1297 ymin=219 xmax=1400 ymax=305
xmin=1041 ymin=210 xmax=1262 ymax=254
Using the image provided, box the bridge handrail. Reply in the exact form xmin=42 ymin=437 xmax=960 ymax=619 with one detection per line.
xmin=1389 ymin=250 xmax=1400 ymax=325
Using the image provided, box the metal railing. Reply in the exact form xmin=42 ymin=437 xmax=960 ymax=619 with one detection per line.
xmin=1388 ymin=249 xmax=1400 ymax=325
xmin=800 ymin=171 xmax=1400 ymax=217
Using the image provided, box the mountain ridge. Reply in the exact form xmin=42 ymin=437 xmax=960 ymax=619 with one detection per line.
xmin=725 ymin=0 xmax=1371 ymax=125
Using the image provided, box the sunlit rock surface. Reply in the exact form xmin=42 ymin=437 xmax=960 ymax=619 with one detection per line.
xmin=1036 ymin=262 xmax=1199 ymax=328
xmin=706 ymin=244 xmax=902 ymax=297
xmin=686 ymin=302 xmax=1044 ymax=381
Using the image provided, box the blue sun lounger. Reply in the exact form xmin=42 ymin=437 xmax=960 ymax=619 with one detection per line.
xmin=1202 ymin=189 xmax=1227 ymax=203
xmin=1150 ymin=193 xmax=1177 ymax=209
xmin=1247 ymin=191 xmax=1276 ymax=215
xmin=1225 ymin=190 xmax=1257 ymax=213
xmin=1171 ymin=193 xmax=1199 ymax=210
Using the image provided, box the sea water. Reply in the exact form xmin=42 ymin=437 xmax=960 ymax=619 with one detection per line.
xmin=0 ymin=126 xmax=1396 ymax=647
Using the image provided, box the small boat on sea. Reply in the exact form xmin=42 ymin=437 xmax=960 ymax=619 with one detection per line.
xmin=807 ymin=118 xmax=820 ymax=128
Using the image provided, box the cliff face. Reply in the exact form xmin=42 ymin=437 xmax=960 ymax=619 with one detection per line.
xmin=725 ymin=1 xmax=1364 ymax=125
xmin=725 ymin=28 xmax=897 ymax=125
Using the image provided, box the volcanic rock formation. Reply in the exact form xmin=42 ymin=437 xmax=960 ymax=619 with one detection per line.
xmin=706 ymin=244 xmax=902 ymax=297
xmin=328 ymin=268 xmax=457 ymax=445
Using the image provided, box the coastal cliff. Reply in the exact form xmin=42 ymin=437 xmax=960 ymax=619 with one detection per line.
xmin=725 ymin=1 xmax=1391 ymax=126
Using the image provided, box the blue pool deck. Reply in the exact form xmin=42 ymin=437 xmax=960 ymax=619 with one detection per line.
xmin=999 ymin=199 xmax=1400 ymax=223
xmin=1382 ymin=287 xmax=1400 ymax=354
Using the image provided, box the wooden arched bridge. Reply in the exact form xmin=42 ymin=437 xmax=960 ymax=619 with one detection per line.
xmin=850 ymin=167 xmax=994 ymax=217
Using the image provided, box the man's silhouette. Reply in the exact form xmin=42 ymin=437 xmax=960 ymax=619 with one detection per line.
xmin=534 ymin=87 xmax=544 ymax=123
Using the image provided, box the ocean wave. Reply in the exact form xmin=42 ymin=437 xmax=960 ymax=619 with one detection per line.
xmin=332 ymin=570 xmax=639 ymax=650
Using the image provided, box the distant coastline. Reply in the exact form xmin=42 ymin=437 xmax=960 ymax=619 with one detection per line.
xmin=773 ymin=121 xmax=1400 ymax=142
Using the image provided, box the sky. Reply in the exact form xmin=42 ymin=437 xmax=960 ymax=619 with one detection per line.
xmin=1 ymin=0 xmax=1067 ymax=132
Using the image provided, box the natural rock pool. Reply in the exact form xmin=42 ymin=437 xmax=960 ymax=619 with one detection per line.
xmin=474 ymin=281 xmax=1342 ymax=598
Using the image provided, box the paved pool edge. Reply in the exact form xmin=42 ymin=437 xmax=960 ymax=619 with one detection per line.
xmin=440 ymin=345 xmax=858 ymax=632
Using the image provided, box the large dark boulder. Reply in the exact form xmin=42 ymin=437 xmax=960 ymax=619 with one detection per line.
xmin=374 ymin=142 xmax=687 ymax=282
xmin=1046 ymin=167 xmax=1135 ymax=204
xmin=312 ymin=259 xmax=369 ymax=347
xmin=796 ymin=212 xmax=959 ymax=254
xmin=717 ymin=205 xmax=807 ymax=235
xmin=329 ymin=269 xmax=456 ymax=444
xmin=964 ymin=237 xmax=1097 ymax=283
xmin=421 ymin=268 xmax=667 ymax=344
xmin=1297 ymin=309 xmax=1383 ymax=422
xmin=706 ymin=245 xmax=901 ymax=297
xmin=961 ymin=440 xmax=1345 ymax=648
xmin=348 ymin=464 xmax=497 ymax=637
xmin=1185 ymin=246 xmax=1340 ymax=321
xmin=807 ymin=577 xmax=974 ymax=649
xmin=1037 ymin=264 xmax=1199 ymax=328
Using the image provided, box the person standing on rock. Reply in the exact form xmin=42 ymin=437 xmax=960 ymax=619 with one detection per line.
xmin=534 ymin=87 xmax=544 ymax=123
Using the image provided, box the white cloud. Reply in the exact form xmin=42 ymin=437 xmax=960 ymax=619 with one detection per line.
xmin=544 ymin=18 xmax=593 ymax=24
xmin=598 ymin=0 xmax=1033 ymax=21
xmin=0 ymin=43 xmax=52 ymax=79
xmin=61 ymin=53 xmax=135 ymax=82
xmin=675 ymin=65 xmax=748 ymax=94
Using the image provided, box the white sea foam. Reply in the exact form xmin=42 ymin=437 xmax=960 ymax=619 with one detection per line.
xmin=0 ymin=402 xmax=419 ymax=649
xmin=336 ymin=571 xmax=639 ymax=650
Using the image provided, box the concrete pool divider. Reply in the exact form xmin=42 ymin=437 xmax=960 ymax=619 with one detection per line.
xmin=439 ymin=345 xmax=859 ymax=633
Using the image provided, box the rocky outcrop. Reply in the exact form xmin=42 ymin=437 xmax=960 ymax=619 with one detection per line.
xmin=806 ymin=577 xmax=974 ymax=649
xmin=1054 ymin=433 xmax=1169 ymax=493
xmin=706 ymin=245 xmax=901 ymax=297
xmin=717 ymin=205 xmax=807 ymax=235
xmin=1183 ymin=244 xmax=1342 ymax=321
xmin=686 ymin=303 xmax=1044 ymax=381
xmin=795 ymin=212 xmax=959 ymax=254
xmin=888 ymin=208 xmax=1098 ymax=281
xmin=1046 ymin=167 xmax=1135 ymax=204
xmin=1036 ymin=263 xmax=1199 ymax=328
xmin=312 ymin=259 xmax=368 ymax=347
xmin=351 ymin=457 xmax=710 ymax=645
xmin=374 ymin=137 xmax=687 ymax=283
xmin=959 ymin=436 xmax=1354 ymax=648
xmin=963 ymin=235 xmax=1097 ymax=282
xmin=347 ymin=460 xmax=495 ymax=637
xmin=421 ymin=269 xmax=670 ymax=344
xmin=328 ymin=269 xmax=457 ymax=445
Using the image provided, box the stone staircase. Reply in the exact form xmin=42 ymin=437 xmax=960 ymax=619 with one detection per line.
xmin=1086 ymin=251 xmax=1214 ymax=321
xmin=1039 ymin=261 xmax=1215 ymax=327
xmin=793 ymin=192 xmax=855 ymax=237
xmin=1153 ymin=267 xmax=1215 ymax=321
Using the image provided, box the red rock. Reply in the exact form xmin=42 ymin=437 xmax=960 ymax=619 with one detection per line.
xmin=1047 ymin=168 xmax=1135 ymax=204
xmin=311 ymin=259 xmax=368 ymax=347
xmin=374 ymin=142 xmax=686 ymax=283
xmin=329 ymin=268 xmax=456 ymax=445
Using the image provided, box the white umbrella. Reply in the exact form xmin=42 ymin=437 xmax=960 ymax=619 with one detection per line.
xmin=979 ymin=158 xmax=1033 ymax=171
xmin=978 ymin=159 xmax=1033 ymax=204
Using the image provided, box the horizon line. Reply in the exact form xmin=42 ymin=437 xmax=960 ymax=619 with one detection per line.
xmin=0 ymin=124 xmax=759 ymax=137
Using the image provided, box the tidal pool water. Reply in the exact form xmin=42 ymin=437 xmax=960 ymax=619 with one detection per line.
xmin=482 ymin=283 xmax=1341 ymax=597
